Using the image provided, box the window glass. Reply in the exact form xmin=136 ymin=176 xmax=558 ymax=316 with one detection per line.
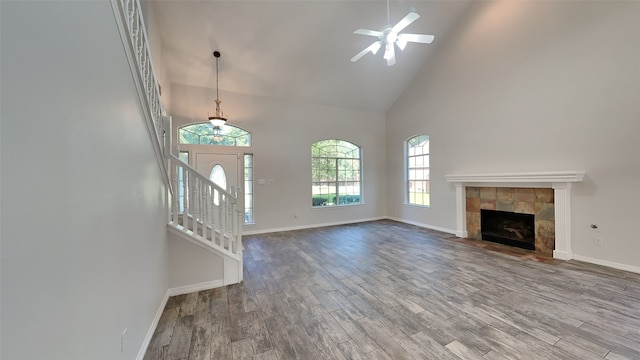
xmin=244 ymin=154 xmax=254 ymax=224
xmin=179 ymin=123 xmax=251 ymax=146
xmin=406 ymin=135 xmax=430 ymax=207
xmin=311 ymin=140 xmax=362 ymax=207
xmin=210 ymin=165 xmax=227 ymax=206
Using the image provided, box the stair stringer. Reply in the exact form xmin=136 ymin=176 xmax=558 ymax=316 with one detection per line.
xmin=167 ymin=223 xmax=243 ymax=286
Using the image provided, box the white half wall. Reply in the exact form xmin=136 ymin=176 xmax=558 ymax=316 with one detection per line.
xmin=387 ymin=1 xmax=640 ymax=269
xmin=170 ymin=83 xmax=388 ymax=233
xmin=167 ymin=231 xmax=224 ymax=291
xmin=1 ymin=2 xmax=169 ymax=359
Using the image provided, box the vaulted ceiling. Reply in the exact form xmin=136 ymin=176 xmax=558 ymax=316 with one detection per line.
xmin=150 ymin=0 xmax=473 ymax=112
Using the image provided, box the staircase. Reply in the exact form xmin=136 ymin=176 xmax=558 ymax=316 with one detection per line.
xmin=167 ymin=154 xmax=244 ymax=284
xmin=111 ymin=0 xmax=243 ymax=286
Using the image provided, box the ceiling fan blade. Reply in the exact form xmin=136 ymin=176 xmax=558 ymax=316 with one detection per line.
xmin=384 ymin=43 xmax=396 ymax=66
xmin=351 ymin=41 xmax=382 ymax=62
xmin=354 ymin=29 xmax=383 ymax=37
xmin=398 ymin=33 xmax=435 ymax=44
xmin=392 ymin=11 xmax=420 ymax=33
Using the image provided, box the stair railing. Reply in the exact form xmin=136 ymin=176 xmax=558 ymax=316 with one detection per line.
xmin=111 ymin=0 xmax=171 ymax=186
xmin=112 ymin=0 xmax=242 ymax=256
xmin=168 ymin=154 xmax=243 ymax=256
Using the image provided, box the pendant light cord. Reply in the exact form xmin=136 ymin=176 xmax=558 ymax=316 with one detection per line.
xmin=216 ymin=56 xmax=220 ymax=101
xmin=387 ymin=0 xmax=390 ymax=24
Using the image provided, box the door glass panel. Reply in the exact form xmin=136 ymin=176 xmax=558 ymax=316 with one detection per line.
xmin=210 ymin=164 xmax=227 ymax=205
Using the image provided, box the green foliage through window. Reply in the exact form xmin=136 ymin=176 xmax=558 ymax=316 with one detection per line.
xmin=312 ymin=140 xmax=362 ymax=207
xmin=244 ymin=154 xmax=254 ymax=224
xmin=179 ymin=123 xmax=251 ymax=146
xmin=407 ymin=135 xmax=430 ymax=206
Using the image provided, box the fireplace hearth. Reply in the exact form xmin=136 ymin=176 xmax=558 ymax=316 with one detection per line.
xmin=481 ymin=209 xmax=535 ymax=250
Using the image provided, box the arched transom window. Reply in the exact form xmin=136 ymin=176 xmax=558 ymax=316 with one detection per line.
xmin=179 ymin=123 xmax=251 ymax=146
xmin=311 ymin=140 xmax=362 ymax=207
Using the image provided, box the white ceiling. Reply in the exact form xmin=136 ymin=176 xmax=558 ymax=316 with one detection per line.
xmin=150 ymin=0 xmax=473 ymax=112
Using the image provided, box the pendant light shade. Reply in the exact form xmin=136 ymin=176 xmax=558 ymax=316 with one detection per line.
xmin=208 ymin=51 xmax=227 ymax=127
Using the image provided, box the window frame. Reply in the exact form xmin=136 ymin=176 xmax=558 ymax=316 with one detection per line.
xmin=178 ymin=122 xmax=251 ymax=147
xmin=311 ymin=139 xmax=363 ymax=208
xmin=243 ymin=153 xmax=254 ymax=224
xmin=405 ymin=135 xmax=430 ymax=207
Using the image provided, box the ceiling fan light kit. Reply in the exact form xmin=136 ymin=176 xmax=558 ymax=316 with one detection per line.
xmin=351 ymin=1 xmax=434 ymax=66
xmin=208 ymin=50 xmax=228 ymax=127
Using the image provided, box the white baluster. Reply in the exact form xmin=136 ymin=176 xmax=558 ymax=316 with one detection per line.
xmin=188 ymin=169 xmax=193 ymax=230
xmin=200 ymin=180 xmax=207 ymax=239
xmin=202 ymin=183 xmax=209 ymax=242
xmin=193 ymin=177 xmax=199 ymax=232
xmin=213 ymin=193 xmax=218 ymax=246
xmin=171 ymin=170 xmax=178 ymax=223
xmin=127 ymin=1 xmax=135 ymax=32
xmin=218 ymin=195 xmax=224 ymax=248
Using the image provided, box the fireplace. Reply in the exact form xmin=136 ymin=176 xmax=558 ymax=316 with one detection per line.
xmin=444 ymin=171 xmax=586 ymax=260
xmin=481 ymin=209 xmax=535 ymax=250
xmin=464 ymin=187 xmax=554 ymax=254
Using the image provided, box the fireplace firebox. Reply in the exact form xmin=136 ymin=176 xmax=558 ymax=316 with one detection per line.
xmin=481 ymin=209 xmax=535 ymax=250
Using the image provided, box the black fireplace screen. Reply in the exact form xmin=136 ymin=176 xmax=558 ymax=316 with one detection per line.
xmin=480 ymin=209 xmax=535 ymax=250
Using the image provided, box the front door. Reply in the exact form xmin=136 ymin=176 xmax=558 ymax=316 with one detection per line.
xmin=195 ymin=152 xmax=240 ymax=195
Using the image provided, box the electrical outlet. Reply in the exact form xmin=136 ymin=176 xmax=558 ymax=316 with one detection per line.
xmin=595 ymin=236 xmax=603 ymax=246
xmin=121 ymin=328 xmax=128 ymax=353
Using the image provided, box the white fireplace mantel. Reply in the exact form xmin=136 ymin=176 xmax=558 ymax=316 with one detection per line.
xmin=444 ymin=171 xmax=585 ymax=260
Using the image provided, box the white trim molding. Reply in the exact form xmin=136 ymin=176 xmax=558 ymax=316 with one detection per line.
xmin=136 ymin=291 xmax=170 ymax=360
xmin=242 ymin=217 xmax=386 ymax=236
xmin=137 ymin=279 xmax=226 ymax=360
xmin=445 ymin=171 xmax=586 ymax=260
xmin=387 ymin=217 xmax=456 ymax=235
xmin=168 ymin=280 xmax=225 ymax=297
xmin=444 ymin=171 xmax=585 ymax=184
xmin=573 ymin=255 xmax=640 ymax=275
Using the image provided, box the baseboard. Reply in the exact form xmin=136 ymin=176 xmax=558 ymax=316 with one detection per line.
xmin=553 ymin=250 xmax=573 ymax=260
xmin=168 ymin=279 xmax=225 ymax=297
xmin=136 ymin=279 xmax=226 ymax=360
xmin=572 ymin=254 xmax=640 ymax=274
xmin=386 ymin=217 xmax=457 ymax=235
xmin=136 ymin=290 xmax=170 ymax=360
xmin=242 ymin=216 xmax=386 ymax=235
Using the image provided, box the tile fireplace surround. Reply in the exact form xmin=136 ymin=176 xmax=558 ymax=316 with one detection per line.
xmin=445 ymin=171 xmax=585 ymax=260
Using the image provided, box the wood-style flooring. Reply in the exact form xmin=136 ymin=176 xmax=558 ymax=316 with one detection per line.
xmin=144 ymin=220 xmax=640 ymax=360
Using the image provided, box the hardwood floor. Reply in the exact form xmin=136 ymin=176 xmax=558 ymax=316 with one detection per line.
xmin=144 ymin=220 xmax=640 ymax=360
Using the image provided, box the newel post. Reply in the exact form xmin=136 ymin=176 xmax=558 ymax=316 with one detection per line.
xmin=453 ymin=183 xmax=468 ymax=238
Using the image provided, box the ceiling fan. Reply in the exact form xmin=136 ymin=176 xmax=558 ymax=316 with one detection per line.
xmin=351 ymin=1 xmax=434 ymax=66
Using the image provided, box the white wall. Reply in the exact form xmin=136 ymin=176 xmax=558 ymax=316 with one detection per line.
xmin=387 ymin=1 xmax=640 ymax=269
xmin=168 ymin=233 xmax=223 ymax=289
xmin=1 ymin=2 xmax=170 ymax=359
xmin=170 ymin=83 xmax=387 ymax=233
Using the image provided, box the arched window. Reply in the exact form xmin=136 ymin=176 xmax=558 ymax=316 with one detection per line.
xmin=406 ymin=135 xmax=430 ymax=206
xmin=210 ymin=164 xmax=227 ymax=206
xmin=311 ymin=140 xmax=362 ymax=207
xmin=179 ymin=123 xmax=251 ymax=146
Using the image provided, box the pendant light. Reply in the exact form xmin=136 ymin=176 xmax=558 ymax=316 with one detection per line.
xmin=208 ymin=51 xmax=227 ymax=127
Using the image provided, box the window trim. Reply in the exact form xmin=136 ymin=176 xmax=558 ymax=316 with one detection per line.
xmin=178 ymin=122 xmax=252 ymax=147
xmin=243 ymin=153 xmax=254 ymax=225
xmin=405 ymin=134 xmax=430 ymax=208
xmin=311 ymin=139 xmax=363 ymax=208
